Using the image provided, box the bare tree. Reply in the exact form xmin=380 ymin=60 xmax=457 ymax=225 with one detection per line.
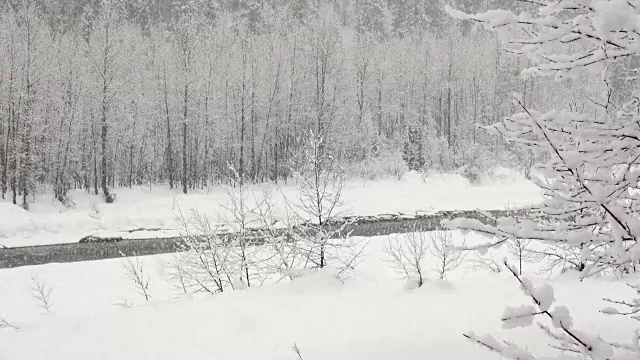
xmin=164 ymin=255 xmax=188 ymax=295
xmin=85 ymin=0 xmax=128 ymax=203
xmin=286 ymin=131 xmax=349 ymax=270
xmin=429 ymin=230 xmax=466 ymax=280
xmin=507 ymin=238 xmax=544 ymax=275
xmin=171 ymin=10 xmax=201 ymax=194
xmin=250 ymin=186 xmax=307 ymax=281
xmin=174 ymin=209 xmax=234 ymax=294
xmin=14 ymin=1 xmax=44 ymax=210
xmin=220 ymin=168 xmax=262 ymax=287
xmin=383 ymin=230 xmax=429 ymax=287
xmin=121 ymin=253 xmax=151 ymax=302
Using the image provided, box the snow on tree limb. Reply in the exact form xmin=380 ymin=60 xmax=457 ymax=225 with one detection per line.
xmin=446 ymin=1 xmax=640 ymax=79
xmin=464 ymin=261 xmax=640 ymax=359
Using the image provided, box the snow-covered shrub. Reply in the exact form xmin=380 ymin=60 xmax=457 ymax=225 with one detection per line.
xmin=383 ymin=230 xmax=429 ymax=287
xmin=173 ymin=210 xmax=235 ymax=294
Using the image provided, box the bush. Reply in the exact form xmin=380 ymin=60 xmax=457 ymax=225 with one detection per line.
xmin=348 ymin=147 xmax=409 ymax=180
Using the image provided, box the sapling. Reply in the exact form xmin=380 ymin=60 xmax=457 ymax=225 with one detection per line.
xmin=121 ymin=252 xmax=151 ymax=302
xmin=282 ymin=131 xmax=366 ymax=276
xmin=429 ymin=230 xmax=466 ymax=280
xmin=220 ymin=167 xmax=261 ymax=288
xmin=30 ymin=275 xmax=54 ymax=313
xmin=507 ymin=238 xmax=544 ymax=275
xmin=383 ymin=229 xmax=429 ymax=287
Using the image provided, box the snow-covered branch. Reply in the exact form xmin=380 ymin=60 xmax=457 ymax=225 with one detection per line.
xmin=446 ymin=1 xmax=640 ymax=79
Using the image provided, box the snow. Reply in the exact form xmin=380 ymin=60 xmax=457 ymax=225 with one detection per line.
xmin=533 ymin=283 xmax=555 ymax=311
xmin=0 ymin=233 xmax=637 ymax=360
xmin=502 ymin=305 xmax=536 ymax=329
xmin=0 ymin=168 xmax=543 ymax=247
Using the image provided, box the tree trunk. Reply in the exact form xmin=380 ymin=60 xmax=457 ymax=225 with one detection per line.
xmin=181 ymin=89 xmax=188 ymax=194
xmin=101 ymin=101 xmax=111 ymax=202
xmin=92 ymin=120 xmax=98 ymax=195
xmin=163 ymin=68 xmax=173 ymax=189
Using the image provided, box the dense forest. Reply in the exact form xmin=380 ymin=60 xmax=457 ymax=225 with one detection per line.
xmin=0 ymin=0 xmax=615 ymax=208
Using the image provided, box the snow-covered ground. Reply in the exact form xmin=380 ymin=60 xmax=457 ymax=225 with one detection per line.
xmin=0 ymin=232 xmax=635 ymax=360
xmin=0 ymin=169 xmax=543 ymax=247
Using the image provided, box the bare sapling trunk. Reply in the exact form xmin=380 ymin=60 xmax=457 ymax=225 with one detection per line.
xmin=428 ymin=230 xmax=466 ymax=280
xmin=121 ymin=252 xmax=151 ymax=302
xmin=283 ymin=131 xmax=367 ymax=277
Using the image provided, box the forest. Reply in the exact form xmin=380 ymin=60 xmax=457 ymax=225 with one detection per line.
xmin=0 ymin=0 xmax=613 ymax=208
xmin=2 ymin=2 xmax=640 ymax=359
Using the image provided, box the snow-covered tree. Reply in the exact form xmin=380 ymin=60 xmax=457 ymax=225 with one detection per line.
xmin=390 ymin=0 xmax=448 ymax=37
xmin=85 ymin=0 xmax=129 ymax=203
xmin=444 ymin=1 xmax=640 ymax=359
xmin=445 ymin=0 xmax=640 ymax=279
xmin=355 ymin=0 xmax=388 ymax=40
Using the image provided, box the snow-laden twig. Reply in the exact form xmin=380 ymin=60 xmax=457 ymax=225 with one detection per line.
xmin=465 ymin=261 xmax=640 ymax=359
xmin=0 ymin=316 xmax=19 ymax=331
